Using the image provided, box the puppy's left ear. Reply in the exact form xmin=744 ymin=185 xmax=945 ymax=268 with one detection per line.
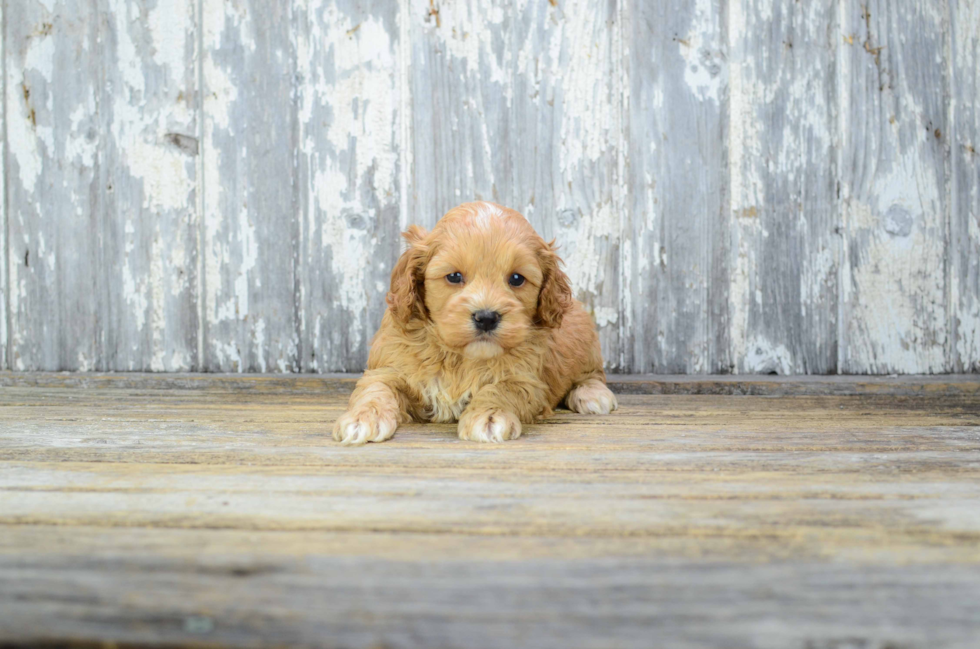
xmin=387 ymin=225 xmax=429 ymax=325
xmin=536 ymin=240 xmax=573 ymax=328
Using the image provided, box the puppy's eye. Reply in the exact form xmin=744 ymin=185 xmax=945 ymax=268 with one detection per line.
xmin=446 ymin=272 xmax=464 ymax=285
xmin=508 ymin=273 xmax=526 ymax=287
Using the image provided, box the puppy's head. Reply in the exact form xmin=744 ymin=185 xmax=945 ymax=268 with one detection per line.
xmin=387 ymin=202 xmax=572 ymax=359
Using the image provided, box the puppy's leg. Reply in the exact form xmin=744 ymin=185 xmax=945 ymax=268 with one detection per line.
xmin=333 ymin=373 xmax=410 ymax=446
xmin=566 ymin=376 xmax=618 ymax=415
xmin=458 ymin=381 xmax=544 ymax=443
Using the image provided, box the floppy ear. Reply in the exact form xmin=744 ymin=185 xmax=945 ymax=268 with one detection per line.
xmin=387 ymin=225 xmax=429 ymax=325
xmin=536 ymin=239 xmax=573 ymax=328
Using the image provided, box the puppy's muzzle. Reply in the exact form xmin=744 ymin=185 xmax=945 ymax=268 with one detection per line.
xmin=472 ymin=310 xmax=501 ymax=333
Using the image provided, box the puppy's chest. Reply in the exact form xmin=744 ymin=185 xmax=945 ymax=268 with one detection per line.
xmin=419 ymin=376 xmax=473 ymax=423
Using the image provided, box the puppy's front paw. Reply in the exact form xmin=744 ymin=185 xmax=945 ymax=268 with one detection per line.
xmin=567 ymin=380 xmax=618 ymax=415
xmin=332 ymin=406 xmax=398 ymax=446
xmin=458 ymin=408 xmax=522 ymax=443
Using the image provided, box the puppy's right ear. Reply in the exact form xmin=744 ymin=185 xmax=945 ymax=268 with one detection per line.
xmin=387 ymin=225 xmax=429 ymax=325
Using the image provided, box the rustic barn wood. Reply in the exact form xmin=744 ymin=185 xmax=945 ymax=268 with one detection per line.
xmin=100 ymin=0 xmax=201 ymax=373
xmin=201 ymin=0 xmax=299 ymax=373
xmin=0 ymin=374 xmax=978 ymax=647
xmin=6 ymin=1 xmax=104 ymax=372
xmin=729 ymin=0 xmax=839 ymax=375
xmin=2 ymin=1 xmax=979 ymax=374
xmin=628 ymin=0 xmax=729 ymax=375
xmin=838 ymin=0 xmax=949 ymax=373
xmin=950 ymin=0 xmax=980 ymax=373
xmin=294 ymin=0 xmax=403 ymax=373
xmin=0 ymin=3 xmax=5 ymax=372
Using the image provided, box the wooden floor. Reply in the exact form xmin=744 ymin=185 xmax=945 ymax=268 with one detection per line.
xmin=1 ymin=373 xmax=979 ymax=648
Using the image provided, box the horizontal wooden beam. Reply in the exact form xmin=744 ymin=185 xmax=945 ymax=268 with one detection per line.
xmin=1 ymin=371 xmax=977 ymax=397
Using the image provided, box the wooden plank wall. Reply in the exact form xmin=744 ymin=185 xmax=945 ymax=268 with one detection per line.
xmin=1 ymin=0 xmax=978 ymax=374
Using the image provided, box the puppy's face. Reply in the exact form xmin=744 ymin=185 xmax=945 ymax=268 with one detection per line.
xmin=387 ymin=202 xmax=572 ymax=359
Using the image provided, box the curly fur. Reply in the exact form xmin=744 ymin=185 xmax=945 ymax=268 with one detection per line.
xmin=333 ymin=201 xmax=617 ymax=445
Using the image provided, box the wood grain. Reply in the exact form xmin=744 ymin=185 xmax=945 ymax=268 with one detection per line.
xmin=201 ymin=0 xmax=299 ymax=373
xmin=838 ymin=0 xmax=949 ymax=373
xmin=1 ymin=553 xmax=976 ymax=649
xmin=729 ymin=0 xmax=838 ymax=374
xmin=294 ymin=0 xmax=403 ymax=372
xmin=5 ymin=1 xmax=199 ymax=372
xmin=3 ymin=369 xmax=979 ymax=396
xmin=0 ymin=0 xmax=6 ymax=371
xmin=0 ymin=375 xmax=979 ymax=647
xmin=100 ymin=0 xmax=200 ymax=371
xmin=950 ymin=0 xmax=980 ymax=372
xmin=627 ymin=0 xmax=730 ymax=374
xmin=6 ymin=1 xmax=103 ymax=371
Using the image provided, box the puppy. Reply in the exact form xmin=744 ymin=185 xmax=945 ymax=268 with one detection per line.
xmin=333 ymin=201 xmax=617 ymax=445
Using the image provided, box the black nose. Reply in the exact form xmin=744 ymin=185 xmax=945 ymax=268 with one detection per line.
xmin=472 ymin=310 xmax=501 ymax=333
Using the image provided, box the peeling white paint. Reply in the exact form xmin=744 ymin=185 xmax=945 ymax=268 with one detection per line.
xmin=680 ymin=0 xmax=724 ymax=102
xmin=295 ymin=1 xmax=402 ymax=367
xmin=424 ymin=0 xmax=510 ymax=94
xmin=126 ymin=141 xmax=194 ymax=212
xmin=743 ymin=336 xmax=793 ymax=375
xmin=838 ymin=0 xmax=949 ymax=374
xmin=148 ymin=0 xmax=190 ymax=76
xmin=9 ymin=28 xmax=57 ymax=195
xmin=593 ymin=307 xmax=618 ymax=329
xmin=4 ymin=0 xmax=972 ymax=375
xmin=0 ymin=0 xmax=5 ymax=368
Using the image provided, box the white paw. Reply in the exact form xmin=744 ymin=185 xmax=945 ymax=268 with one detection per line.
xmin=566 ymin=381 xmax=618 ymax=415
xmin=458 ymin=409 xmax=522 ymax=443
xmin=332 ymin=407 xmax=398 ymax=446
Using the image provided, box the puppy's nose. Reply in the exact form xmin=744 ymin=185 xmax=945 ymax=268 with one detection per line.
xmin=472 ymin=310 xmax=501 ymax=333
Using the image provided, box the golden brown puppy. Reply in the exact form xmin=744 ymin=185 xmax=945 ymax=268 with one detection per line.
xmin=333 ymin=201 xmax=617 ymax=445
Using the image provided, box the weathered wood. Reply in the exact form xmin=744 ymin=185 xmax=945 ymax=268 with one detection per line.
xmin=100 ymin=0 xmax=200 ymax=371
xmin=201 ymin=0 xmax=299 ymax=372
xmin=409 ymin=0 xmax=625 ymax=369
xmin=2 ymin=370 xmax=979 ymax=396
xmin=512 ymin=0 xmax=625 ymax=370
xmin=294 ymin=0 xmax=402 ymax=372
xmin=627 ymin=0 xmax=729 ymax=374
xmin=408 ymin=0 xmax=514 ymax=222
xmin=6 ymin=1 xmax=103 ymax=371
xmin=5 ymin=1 xmax=198 ymax=373
xmin=0 ymin=376 xmax=979 ymax=646
xmin=839 ymin=0 xmax=949 ymax=373
xmin=3 ymin=1 xmax=979 ymax=376
xmin=0 ymin=0 xmax=6 ymax=371
xmin=1 ymin=556 xmax=977 ymax=649
xmin=950 ymin=0 xmax=980 ymax=372
xmin=729 ymin=0 xmax=838 ymax=374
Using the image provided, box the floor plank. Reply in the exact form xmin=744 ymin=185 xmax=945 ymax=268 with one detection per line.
xmin=1 ymin=374 xmax=978 ymax=648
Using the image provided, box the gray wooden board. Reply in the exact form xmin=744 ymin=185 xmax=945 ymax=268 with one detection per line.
xmin=628 ymin=0 xmax=730 ymax=375
xmin=294 ymin=0 xmax=403 ymax=372
xmin=950 ymin=0 xmax=980 ymax=373
xmin=5 ymin=0 xmax=104 ymax=371
xmin=201 ymin=0 xmax=299 ymax=373
xmin=838 ymin=0 xmax=949 ymax=373
xmin=99 ymin=0 xmax=200 ymax=372
xmin=1 ymin=556 xmax=978 ymax=649
xmin=729 ymin=0 xmax=838 ymax=374
xmin=1 ymin=371 xmax=978 ymax=395
xmin=4 ymin=0 xmax=199 ymax=372
xmin=1 ymin=0 xmax=6 ymax=371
